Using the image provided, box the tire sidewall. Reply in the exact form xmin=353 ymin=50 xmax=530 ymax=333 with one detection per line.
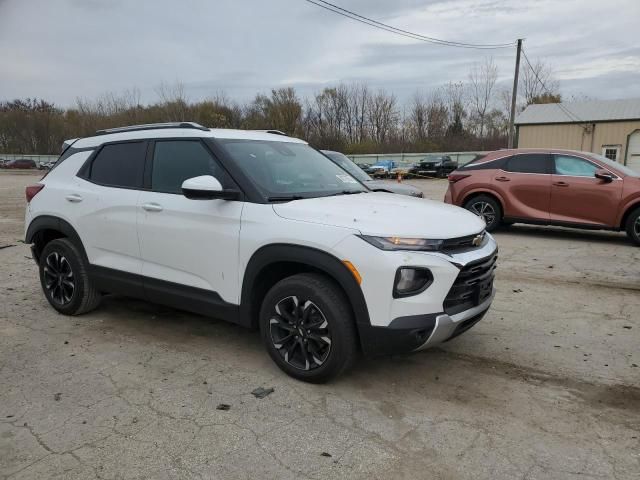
xmin=259 ymin=275 xmax=353 ymax=382
xmin=39 ymin=239 xmax=87 ymax=315
xmin=626 ymin=209 xmax=640 ymax=245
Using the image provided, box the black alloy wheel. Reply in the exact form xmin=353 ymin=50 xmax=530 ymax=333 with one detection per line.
xmin=269 ymin=296 xmax=332 ymax=371
xmin=43 ymin=251 xmax=75 ymax=305
xmin=39 ymin=238 xmax=101 ymax=315
xmin=259 ymin=273 xmax=358 ymax=383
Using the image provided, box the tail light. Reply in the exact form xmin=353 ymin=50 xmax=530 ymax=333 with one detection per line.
xmin=448 ymin=173 xmax=471 ymax=183
xmin=26 ymin=184 xmax=45 ymax=203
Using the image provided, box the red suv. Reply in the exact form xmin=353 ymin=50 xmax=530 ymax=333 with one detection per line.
xmin=445 ymin=149 xmax=640 ymax=245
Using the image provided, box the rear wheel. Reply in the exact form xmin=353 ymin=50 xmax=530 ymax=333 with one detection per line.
xmin=464 ymin=195 xmax=502 ymax=232
xmin=259 ymin=273 xmax=358 ymax=383
xmin=625 ymin=207 xmax=640 ymax=246
xmin=39 ymin=238 xmax=101 ymax=315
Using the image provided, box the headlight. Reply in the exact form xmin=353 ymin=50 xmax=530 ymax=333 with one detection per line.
xmin=359 ymin=235 xmax=443 ymax=251
xmin=394 ymin=267 xmax=433 ymax=297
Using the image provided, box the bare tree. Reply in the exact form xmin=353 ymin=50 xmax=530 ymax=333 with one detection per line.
xmin=468 ymin=57 xmax=498 ymax=137
xmin=521 ymin=58 xmax=560 ymax=105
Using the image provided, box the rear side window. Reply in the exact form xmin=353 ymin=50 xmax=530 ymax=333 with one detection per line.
xmin=151 ymin=140 xmax=226 ymax=194
xmin=505 ymin=154 xmax=549 ymax=174
xmin=89 ymin=142 xmax=147 ymax=188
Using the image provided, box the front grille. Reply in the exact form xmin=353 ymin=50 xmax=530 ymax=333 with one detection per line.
xmin=441 ymin=231 xmax=487 ymax=253
xmin=444 ymin=252 xmax=497 ymax=315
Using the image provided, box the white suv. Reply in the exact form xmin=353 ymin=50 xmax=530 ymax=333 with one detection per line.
xmin=25 ymin=122 xmax=497 ymax=382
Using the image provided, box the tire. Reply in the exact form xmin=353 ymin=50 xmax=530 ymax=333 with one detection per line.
xmin=259 ymin=273 xmax=358 ymax=383
xmin=625 ymin=207 xmax=640 ymax=246
xmin=39 ymin=238 xmax=101 ymax=315
xmin=464 ymin=194 xmax=502 ymax=232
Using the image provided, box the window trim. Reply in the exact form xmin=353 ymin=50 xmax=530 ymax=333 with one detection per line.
xmin=77 ymin=139 xmax=150 ymax=191
xmin=501 ymin=153 xmax=553 ymax=175
xmin=552 ymin=153 xmax=620 ymax=180
xmin=148 ymin=137 xmax=244 ymax=197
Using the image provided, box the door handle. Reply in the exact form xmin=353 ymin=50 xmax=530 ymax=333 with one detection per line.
xmin=65 ymin=194 xmax=83 ymax=203
xmin=142 ymin=203 xmax=163 ymax=212
xmin=553 ymin=181 xmax=569 ymax=187
xmin=495 ymin=176 xmax=510 ymax=182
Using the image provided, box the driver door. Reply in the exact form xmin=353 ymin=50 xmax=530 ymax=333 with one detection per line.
xmin=136 ymin=139 xmax=244 ymax=305
xmin=549 ymin=154 xmax=622 ymax=226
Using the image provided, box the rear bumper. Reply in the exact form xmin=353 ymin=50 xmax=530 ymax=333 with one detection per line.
xmin=358 ymin=290 xmax=494 ymax=356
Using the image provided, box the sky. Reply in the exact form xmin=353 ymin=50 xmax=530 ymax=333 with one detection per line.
xmin=1 ymin=0 xmax=639 ymax=107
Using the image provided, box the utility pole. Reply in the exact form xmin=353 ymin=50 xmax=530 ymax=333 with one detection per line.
xmin=508 ymin=38 xmax=523 ymax=149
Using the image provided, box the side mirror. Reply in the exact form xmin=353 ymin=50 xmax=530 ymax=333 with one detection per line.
xmin=181 ymin=175 xmax=241 ymax=200
xmin=594 ymin=169 xmax=614 ymax=183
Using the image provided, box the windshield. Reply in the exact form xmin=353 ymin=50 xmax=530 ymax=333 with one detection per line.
xmin=323 ymin=151 xmax=371 ymax=182
xmin=589 ymin=153 xmax=639 ymax=177
xmin=420 ymin=155 xmax=446 ymax=163
xmin=219 ymin=140 xmax=368 ymax=200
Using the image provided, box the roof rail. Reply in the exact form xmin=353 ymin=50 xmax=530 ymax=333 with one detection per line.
xmin=95 ymin=122 xmax=209 ymax=136
xmin=255 ymin=129 xmax=288 ymax=136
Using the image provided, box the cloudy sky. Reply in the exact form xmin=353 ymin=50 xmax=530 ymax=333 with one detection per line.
xmin=1 ymin=0 xmax=639 ymax=107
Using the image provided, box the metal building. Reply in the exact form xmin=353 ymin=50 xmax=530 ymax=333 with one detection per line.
xmin=515 ymin=98 xmax=640 ymax=171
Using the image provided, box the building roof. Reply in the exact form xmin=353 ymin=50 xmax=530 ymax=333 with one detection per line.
xmin=515 ymin=98 xmax=640 ymax=125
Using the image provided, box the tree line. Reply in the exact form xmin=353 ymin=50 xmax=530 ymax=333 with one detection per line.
xmin=1 ymin=58 xmax=561 ymax=155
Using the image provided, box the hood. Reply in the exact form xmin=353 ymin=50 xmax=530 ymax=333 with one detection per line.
xmin=365 ymin=180 xmax=422 ymax=196
xmin=272 ymin=192 xmax=485 ymax=238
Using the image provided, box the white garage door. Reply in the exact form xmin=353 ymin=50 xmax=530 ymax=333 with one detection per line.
xmin=628 ymin=130 xmax=640 ymax=173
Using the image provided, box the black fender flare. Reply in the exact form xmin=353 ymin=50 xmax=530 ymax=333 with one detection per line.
xmin=240 ymin=243 xmax=371 ymax=329
xmin=25 ymin=215 xmax=89 ymax=264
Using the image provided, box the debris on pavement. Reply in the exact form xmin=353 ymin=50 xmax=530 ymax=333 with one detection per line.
xmin=216 ymin=404 xmax=231 ymax=411
xmin=251 ymin=387 xmax=274 ymax=399
xmin=54 ymin=393 xmax=62 ymax=401
xmin=321 ymin=452 xmax=332 ymax=457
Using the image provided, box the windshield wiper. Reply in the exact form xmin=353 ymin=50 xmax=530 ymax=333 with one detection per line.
xmin=327 ymin=190 xmax=367 ymax=197
xmin=267 ymin=195 xmax=305 ymax=202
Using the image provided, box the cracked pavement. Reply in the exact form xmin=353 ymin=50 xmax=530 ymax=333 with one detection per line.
xmin=1 ymin=172 xmax=639 ymax=479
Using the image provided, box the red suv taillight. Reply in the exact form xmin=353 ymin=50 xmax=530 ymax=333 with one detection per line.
xmin=26 ymin=184 xmax=45 ymax=203
xmin=448 ymin=173 xmax=471 ymax=183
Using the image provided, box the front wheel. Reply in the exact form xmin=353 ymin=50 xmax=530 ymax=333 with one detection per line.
xmin=464 ymin=195 xmax=502 ymax=232
xmin=259 ymin=273 xmax=358 ymax=383
xmin=625 ymin=207 xmax=640 ymax=246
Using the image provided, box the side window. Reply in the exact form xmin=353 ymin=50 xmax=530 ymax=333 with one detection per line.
xmin=89 ymin=142 xmax=146 ymax=188
xmin=505 ymin=154 xmax=549 ymax=174
xmin=151 ymin=140 xmax=226 ymax=194
xmin=554 ymin=155 xmax=599 ymax=177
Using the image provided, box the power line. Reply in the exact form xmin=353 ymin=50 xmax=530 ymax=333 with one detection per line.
xmin=520 ymin=47 xmax=583 ymax=123
xmin=302 ymin=0 xmax=516 ymax=50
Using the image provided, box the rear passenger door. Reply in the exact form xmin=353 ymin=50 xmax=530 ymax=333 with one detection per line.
xmin=137 ymin=139 xmax=244 ymax=305
xmin=74 ymin=141 xmax=147 ymax=275
xmin=494 ymin=154 xmax=552 ymax=221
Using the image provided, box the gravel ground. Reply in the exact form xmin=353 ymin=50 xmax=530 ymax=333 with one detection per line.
xmin=1 ymin=171 xmax=638 ymax=479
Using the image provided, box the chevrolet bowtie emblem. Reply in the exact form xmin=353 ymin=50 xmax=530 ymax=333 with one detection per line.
xmin=472 ymin=233 xmax=485 ymax=247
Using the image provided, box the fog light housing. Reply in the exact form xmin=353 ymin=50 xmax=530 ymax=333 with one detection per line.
xmin=393 ymin=267 xmax=433 ymax=298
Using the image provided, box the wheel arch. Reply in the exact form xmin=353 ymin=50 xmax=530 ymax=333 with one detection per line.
xmin=461 ymin=189 xmax=506 ymax=215
xmin=240 ymin=244 xmax=370 ymax=334
xmin=25 ymin=215 xmax=88 ymax=265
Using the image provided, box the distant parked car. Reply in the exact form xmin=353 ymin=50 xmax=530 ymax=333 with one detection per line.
xmin=409 ymin=155 xmax=458 ymax=178
xmin=322 ymin=151 xmax=423 ymax=197
xmin=445 ymin=148 xmax=640 ymax=245
xmin=2 ymin=159 xmax=38 ymax=169
xmin=367 ymin=160 xmax=397 ymax=178
xmin=39 ymin=160 xmax=56 ymax=170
